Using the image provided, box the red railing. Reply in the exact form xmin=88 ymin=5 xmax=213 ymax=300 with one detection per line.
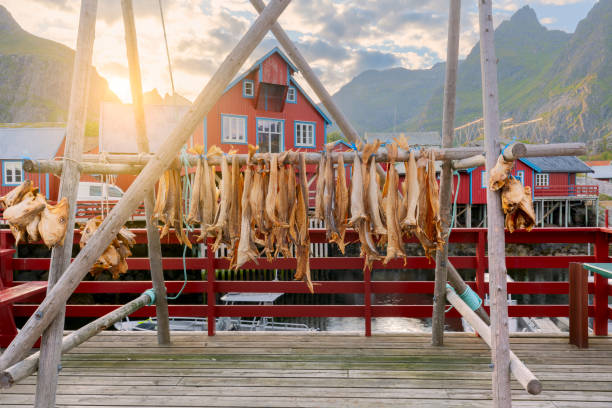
xmin=534 ymin=184 xmax=599 ymax=197
xmin=0 ymin=227 xmax=610 ymax=344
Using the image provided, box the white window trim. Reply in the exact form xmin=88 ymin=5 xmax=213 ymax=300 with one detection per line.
xmin=294 ymin=121 xmax=316 ymax=148
xmin=3 ymin=160 xmax=23 ymax=186
xmin=221 ymin=114 xmax=248 ymax=144
xmin=535 ymin=173 xmax=549 ymax=187
xmin=242 ymin=80 xmax=254 ymax=98
xmin=481 ymin=170 xmax=487 ymax=188
xmin=515 ymin=170 xmax=525 ymax=185
xmin=287 ymin=86 xmax=297 ymax=103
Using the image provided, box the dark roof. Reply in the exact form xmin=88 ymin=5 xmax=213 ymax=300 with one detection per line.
xmin=519 ymin=156 xmax=593 ymax=173
xmin=0 ymin=126 xmax=65 ymax=159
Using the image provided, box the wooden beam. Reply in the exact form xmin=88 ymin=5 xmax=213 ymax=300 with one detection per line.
xmin=447 ymin=263 xmax=490 ymax=325
xmin=34 ymin=1 xmax=97 ymax=407
xmin=433 ymin=0 xmax=461 ymax=347
xmin=478 ymin=1 xmax=512 ymax=406
xmin=121 ymin=0 xmax=170 ymax=345
xmin=0 ymin=0 xmax=293 ymax=372
xmin=446 ymin=286 xmax=542 ymax=395
xmin=25 ymin=141 xmax=587 ymax=174
xmin=0 ymin=292 xmax=151 ymax=388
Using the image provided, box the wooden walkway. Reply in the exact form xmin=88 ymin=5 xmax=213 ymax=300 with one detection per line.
xmin=2 ymin=331 xmax=612 ymax=407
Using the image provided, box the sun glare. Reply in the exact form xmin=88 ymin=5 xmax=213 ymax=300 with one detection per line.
xmin=108 ymin=77 xmax=133 ymax=104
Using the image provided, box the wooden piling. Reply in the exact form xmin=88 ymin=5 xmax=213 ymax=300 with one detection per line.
xmin=0 ymin=0 xmax=293 ymax=372
xmin=34 ymin=1 xmax=97 ymax=407
xmin=432 ymin=0 xmax=461 ymax=347
xmin=478 ymin=1 xmax=512 ymax=405
xmin=121 ymin=0 xmax=171 ymax=345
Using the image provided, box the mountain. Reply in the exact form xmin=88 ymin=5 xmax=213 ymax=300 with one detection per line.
xmin=330 ymin=64 xmax=445 ymax=134
xmin=0 ymin=5 xmax=118 ymax=131
xmin=331 ymin=2 xmax=612 ymax=150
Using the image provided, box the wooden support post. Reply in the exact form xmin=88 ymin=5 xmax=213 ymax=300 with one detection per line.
xmin=433 ymin=0 xmax=461 ymax=347
xmin=0 ymin=0 xmax=292 ymax=372
xmin=364 ymin=265 xmax=372 ymax=337
xmin=446 ymin=286 xmax=542 ymax=395
xmin=0 ymin=292 xmax=151 ymax=388
xmin=466 ymin=204 xmax=472 ymax=228
xmin=34 ymin=2 xmax=97 ymax=407
xmin=476 ymin=230 xmax=487 ymax=301
xmin=206 ymin=239 xmax=216 ymax=336
xmin=593 ymin=232 xmax=610 ymax=336
xmin=478 ymin=1 xmax=512 ymax=405
xmin=568 ymin=263 xmax=588 ymax=348
xmin=121 ymin=0 xmax=170 ymax=345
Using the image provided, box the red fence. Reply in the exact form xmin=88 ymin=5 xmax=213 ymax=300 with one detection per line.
xmin=534 ymin=184 xmax=599 ymax=197
xmin=0 ymin=227 xmax=610 ymax=345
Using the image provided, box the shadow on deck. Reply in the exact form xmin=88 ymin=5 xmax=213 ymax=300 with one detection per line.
xmin=1 ymin=331 xmax=612 ymax=407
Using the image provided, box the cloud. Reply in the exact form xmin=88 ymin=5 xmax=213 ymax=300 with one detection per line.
xmin=541 ymin=17 xmax=557 ymax=24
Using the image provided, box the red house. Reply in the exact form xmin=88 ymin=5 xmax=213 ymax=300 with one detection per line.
xmin=195 ymin=47 xmax=332 ymax=154
xmin=453 ymin=156 xmax=597 ymax=227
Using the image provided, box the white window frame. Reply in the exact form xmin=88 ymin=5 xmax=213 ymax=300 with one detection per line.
xmin=515 ymin=170 xmax=525 ymax=185
xmin=256 ymin=118 xmax=284 ymax=153
xmin=294 ymin=121 xmax=316 ymax=148
xmin=535 ymin=173 xmax=549 ymax=187
xmin=481 ymin=170 xmax=487 ymax=188
xmin=242 ymin=80 xmax=254 ymax=98
xmin=287 ymin=86 xmax=296 ymax=103
xmin=221 ymin=114 xmax=248 ymax=144
xmin=3 ymin=161 xmax=23 ymax=186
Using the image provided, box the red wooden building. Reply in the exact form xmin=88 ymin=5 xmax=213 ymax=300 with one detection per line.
xmin=452 ymin=156 xmax=597 ymax=227
xmin=196 ymin=47 xmax=332 ymax=154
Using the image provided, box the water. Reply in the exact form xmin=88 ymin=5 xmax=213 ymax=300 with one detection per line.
xmin=326 ymin=317 xmax=428 ymax=333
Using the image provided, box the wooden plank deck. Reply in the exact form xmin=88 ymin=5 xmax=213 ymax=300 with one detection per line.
xmin=2 ymin=331 xmax=612 ymax=407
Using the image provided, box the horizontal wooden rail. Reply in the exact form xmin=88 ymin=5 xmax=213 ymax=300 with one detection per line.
xmin=534 ymin=185 xmax=598 ymax=197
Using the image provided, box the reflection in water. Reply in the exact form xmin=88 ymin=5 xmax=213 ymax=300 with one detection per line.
xmin=326 ymin=317 xmax=428 ymax=333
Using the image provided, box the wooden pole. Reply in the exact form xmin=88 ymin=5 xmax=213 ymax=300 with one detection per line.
xmin=34 ymin=1 xmax=97 ymax=407
xmin=446 ymin=286 xmax=542 ymax=395
xmin=478 ymin=1 xmax=512 ymax=405
xmin=121 ymin=0 xmax=170 ymax=345
xmin=25 ymin=142 xmax=586 ymax=174
xmin=0 ymin=292 xmax=151 ymax=388
xmin=0 ymin=0 xmax=292 ymax=372
xmin=432 ymin=0 xmax=461 ymax=346
xmin=447 ymin=263 xmax=490 ymax=325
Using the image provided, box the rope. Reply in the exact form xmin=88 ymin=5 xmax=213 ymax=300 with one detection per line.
xmin=158 ymin=0 xmax=175 ymax=95
xmin=143 ymin=289 xmax=156 ymax=306
xmin=448 ymin=170 xmax=461 ymax=234
xmin=446 ymin=283 xmax=483 ymax=311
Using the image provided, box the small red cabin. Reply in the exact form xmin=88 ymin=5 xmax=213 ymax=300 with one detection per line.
xmin=196 ymin=47 xmax=332 ymax=154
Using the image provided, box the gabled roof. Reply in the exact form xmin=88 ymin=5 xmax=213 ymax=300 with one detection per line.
xmin=519 ymin=156 xmax=593 ymax=173
xmin=364 ymin=131 xmax=441 ymax=147
xmin=0 ymin=126 xmax=65 ymax=159
xmin=224 ymin=47 xmax=298 ymax=93
xmin=223 ymin=47 xmax=332 ymax=126
xmin=591 ymin=165 xmax=612 ymax=179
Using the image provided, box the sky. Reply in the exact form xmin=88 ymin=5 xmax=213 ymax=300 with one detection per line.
xmin=1 ymin=0 xmax=599 ymax=103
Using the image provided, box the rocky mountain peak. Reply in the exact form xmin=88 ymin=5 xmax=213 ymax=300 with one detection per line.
xmin=0 ymin=5 xmax=22 ymax=34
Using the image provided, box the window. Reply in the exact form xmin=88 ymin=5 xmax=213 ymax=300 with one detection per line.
xmin=257 ymin=119 xmax=283 ymax=153
xmin=3 ymin=161 xmax=23 ymax=185
xmin=221 ymin=114 xmax=247 ymax=144
xmin=242 ymin=80 xmax=254 ymax=98
xmin=481 ymin=170 xmax=487 ymax=188
xmin=535 ymin=173 xmax=549 ymax=186
xmin=515 ymin=170 xmax=525 ymax=185
xmin=89 ymin=185 xmax=102 ymax=196
xmin=108 ymin=186 xmax=123 ymax=198
xmin=287 ymin=86 xmax=296 ymax=103
xmin=294 ymin=121 xmax=315 ymax=148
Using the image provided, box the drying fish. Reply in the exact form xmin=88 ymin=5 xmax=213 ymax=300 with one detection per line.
xmin=293 ymin=154 xmax=314 ymax=293
xmin=26 ymin=214 xmax=41 ymax=242
xmin=153 ymin=168 xmax=191 ymax=248
xmin=323 ymin=144 xmax=341 ymax=247
xmin=382 ymin=143 xmax=406 ymax=263
xmin=501 ymin=177 xmax=524 ymax=214
xmin=333 ymin=153 xmax=349 ymax=254
xmin=401 ymin=150 xmax=419 ymax=232
xmin=235 ymin=163 xmax=259 ymax=269
xmin=249 ymin=160 xmax=266 ymax=241
xmin=186 ymin=145 xmax=205 ymax=225
xmin=273 ymin=164 xmax=291 ymax=258
xmin=9 ymin=224 xmax=25 ymax=244
xmin=3 ymin=192 xmax=46 ymax=228
xmin=313 ymin=154 xmax=326 ymax=221
xmin=348 ymin=153 xmax=366 ymax=226
xmin=38 ymin=197 xmax=69 ymax=248
xmin=414 ymin=150 xmax=444 ymax=260
xmin=489 ymin=154 xmax=514 ymax=191
xmin=265 ymin=153 xmax=287 ymax=228
xmin=208 ymin=151 xmax=231 ymax=252
xmin=80 ymin=217 xmax=135 ymax=279
xmin=506 ymin=186 xmax=536 ymax=233
xmin=362 ymin=141 xmax=386 ymax=236
xmin=0 ymin=180 xmax=32 ymax=209
xmin=227 ymin=154 xmax=244 ymax=266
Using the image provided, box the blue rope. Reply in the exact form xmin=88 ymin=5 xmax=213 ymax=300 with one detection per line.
xmin=448 ymin=170 xmax=461 ymax=236
xmin=446 ymin=283 xmax=483 ymax=311
xmin=143 ymin=289 xmax=156 ymax=306
xmin=166 ymin=245 xmax=189 ymax=300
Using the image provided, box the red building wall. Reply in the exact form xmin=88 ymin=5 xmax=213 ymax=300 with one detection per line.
xmin=261 ymin=52 xmax=289 ymax=85
xmin=465 ymin=160 xmax=534 ymax=205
